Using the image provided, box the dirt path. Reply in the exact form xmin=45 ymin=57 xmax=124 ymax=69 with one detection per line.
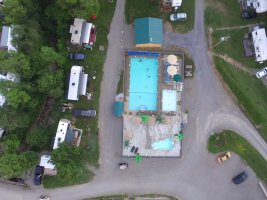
xmin=214 ymin=23 xmax=258 ymax=30
xmin=211 ymin=52 xmax=254 ymax=75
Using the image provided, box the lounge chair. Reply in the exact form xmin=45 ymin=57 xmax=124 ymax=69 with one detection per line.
xmin=130 ymin=146 xmax=135 ymax=153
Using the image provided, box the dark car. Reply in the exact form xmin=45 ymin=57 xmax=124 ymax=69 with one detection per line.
xmin=72 ymin=109 xmax=96 ymax=117
xmin=34 ymin=165 xmax=44 ymax=185
xmin=69 ymin=53 xmax=86 ymax=61
xmin=241 ymin=11 xmax=257 ymax=19
xmin=232 ymin=171 xmax=248 ymax=184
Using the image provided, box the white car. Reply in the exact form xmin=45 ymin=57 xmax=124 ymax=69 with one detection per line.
xmin=170 ymin=13 xmax=187 ymax=21
xmin=255 ymin=67 xmax=267 ymax=78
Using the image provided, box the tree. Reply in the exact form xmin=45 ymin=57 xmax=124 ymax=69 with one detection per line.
xmin=37 ymin=70 xmax=64 ymax=98
xmin=51 ymin=143 xmax=85 ymax=179
xmin=4 ymin=135 xmax=20 ymax=154
xmin=26 ymin=127 xmax=49 ymax=148
xmin=12 ymin=20 xmax=43 ymax=54
xmin=55 ymin=0 xmax=100 ymax=18
xmin=3 ymin=0 xmax=27 ymax=24
xmin=38 ymin=46 xmax=65 ymax=69
xmin=0 ymin=107 xmax=30 ymax=131
xmin=0 ymin=51 xmax=32 ymax=80
xmin=0 ymin=151 xmax=38 ymax=178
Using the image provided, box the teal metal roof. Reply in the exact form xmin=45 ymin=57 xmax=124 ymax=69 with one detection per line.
xmin=113 ymin=101 xmax=124 ymax=117
xmin=134 ymin=17 xmax=163 ymax=45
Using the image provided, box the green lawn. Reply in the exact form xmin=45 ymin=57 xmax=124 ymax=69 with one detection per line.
xmin=43 ymin=167 xmax=94 ymax=189
xmin=212 ymin=28 xmax=267 ymax=69
xmin=208 ymin=130 xmax=267 ymax=184
xmin=205 ymin=0 xmax=267 ymax=28
xmin=125 ymin=0 xmax=195 ymax=33
xmin=214 ymin=57 xmax=267 ymax=141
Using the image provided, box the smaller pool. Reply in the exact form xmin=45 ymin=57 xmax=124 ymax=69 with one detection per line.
xmin=151 ymin=138 xmax=174 ymax=151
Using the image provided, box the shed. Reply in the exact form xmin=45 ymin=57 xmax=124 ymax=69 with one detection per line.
xmin=134 ymin=17 xmax=163 ymax=48
xmin=39 ymin=155 xmax=57 ymax=176
xmin=113 ymin=101 xmax=124 ymax=117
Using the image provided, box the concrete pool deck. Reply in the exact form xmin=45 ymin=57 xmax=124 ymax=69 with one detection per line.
xmin=122 ymin=115 xmax=182 ymax=157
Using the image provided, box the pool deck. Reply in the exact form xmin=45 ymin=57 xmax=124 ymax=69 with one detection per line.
xmin=122 ymin=115 xmax=181 ymax=157
xmin=122 ymin=51 xmax=185 ymax=157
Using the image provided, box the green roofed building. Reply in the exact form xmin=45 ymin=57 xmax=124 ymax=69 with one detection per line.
xmin=134 ymin=17 xmax=163 ymax=48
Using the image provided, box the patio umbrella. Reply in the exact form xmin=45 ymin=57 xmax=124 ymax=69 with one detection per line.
xmin=173 ymin=74 xmax=182 ymax=82
xmin=167 ymin=65 xmax=177 ymax=76
xmin=167 ymin=55 xmax=178 ymax=64
xmin=134 ymin=153 xmax=143 ymax=163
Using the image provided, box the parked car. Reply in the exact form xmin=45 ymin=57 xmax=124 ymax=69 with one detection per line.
xmin=217 ymin=151 xmax=231 ymax=163
xmin=232 ymin=171 xmax=248 ymax=184
xmin=119 ymin=163 xmax=128 ymax=170
xmin=255 ymin=67 xmax=267 ymax=78
xmin=241 ymin=11 xmax=257 ymax=19
xmin=40 ymin=195 xmax=50 ymax=200
xmin=72 ymin=109 xmax=96 ymax=117
xmin=170 ymin=13 xmax=187 ymax=21
xmin=69 ymin=53 xmax=86 ymax=61
xmin=34 ymin=165 xmax=44 ymax=185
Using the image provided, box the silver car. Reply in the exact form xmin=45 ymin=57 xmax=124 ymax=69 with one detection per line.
xmin=255 ymin=67 xmax=267 ymax=78
xmin=170 ymin=13 xmax=187 ymax=21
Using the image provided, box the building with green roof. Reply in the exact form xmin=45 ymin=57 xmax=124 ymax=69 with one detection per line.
xmin=134 ymin=17 xmax=163 ymax=48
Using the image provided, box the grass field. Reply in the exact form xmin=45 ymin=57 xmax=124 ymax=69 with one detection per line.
xmin=43 ymin=168 xmax=94 ymax=189
xmin=214 ymin=57 xmax=267 ymax=141
xmin=205 ymin=0 xmax=267 ymax=28
xmin=205 ymin=0 xmax=267 ymax=142
xmin=212 ymin=28 xmax=267 ymax=69
xmin=208 ymin=130 xmax=267 ymax=184
xmin=125 ymin=0 xmax=195 ymax=33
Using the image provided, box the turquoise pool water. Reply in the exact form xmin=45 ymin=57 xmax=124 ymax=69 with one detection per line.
xmin=151 ymin=138 xmax=174 ymax=150
xmin=129 ymin=57 xmax=158 ymax=111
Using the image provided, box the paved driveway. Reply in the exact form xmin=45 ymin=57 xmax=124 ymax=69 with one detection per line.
xmin=1 ymin=0 xmax=267 ymax=200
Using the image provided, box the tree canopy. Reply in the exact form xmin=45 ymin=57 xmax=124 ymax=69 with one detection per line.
xmin=0 ymin=151 xmax=38 ymax=178
xmin=51 ymin=143 xmax=85 ymax=179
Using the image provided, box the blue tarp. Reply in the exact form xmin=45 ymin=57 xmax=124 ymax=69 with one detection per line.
xmin=113 ymin=101 xmax=124 ymax=117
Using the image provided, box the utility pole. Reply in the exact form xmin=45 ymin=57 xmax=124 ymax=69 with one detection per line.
xmin=209 ymin=36 xmax=231 ymax=51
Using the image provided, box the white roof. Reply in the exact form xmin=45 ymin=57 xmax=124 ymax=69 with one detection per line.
xmin=250 ymin=0 xmax=267 ymax=13
xmin=171 ymin=0 xmax=182 ymax=7
xmin=252 ymin=28 xmax=267 ymax=62
xmin=162 ymin=89 xmax=177 ymax=112
xmin=0 ymin=72 xmax=18 ymax=106
xmin=53 ymin=119 xmax=71 ymax=149
xmin=40 ymin=155 xmax=55 ymax=169
xmin=69 ymin=18 xmax=85 ymax=45
xmin=0 ymin=128 xmax=4 ymax=138
xmin=0 ymin=26 xmax=16 ymax=51
xmin=81 ymin=23 xmax=92 ymax=44
xmin=67 ymin=66 xmax=88 ymax=101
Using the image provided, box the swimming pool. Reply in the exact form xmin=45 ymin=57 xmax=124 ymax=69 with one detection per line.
xmin=151 ymin=138 xmax=174 ymax=151
xmin=129 ymin=57 xmax=158 ymax=111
